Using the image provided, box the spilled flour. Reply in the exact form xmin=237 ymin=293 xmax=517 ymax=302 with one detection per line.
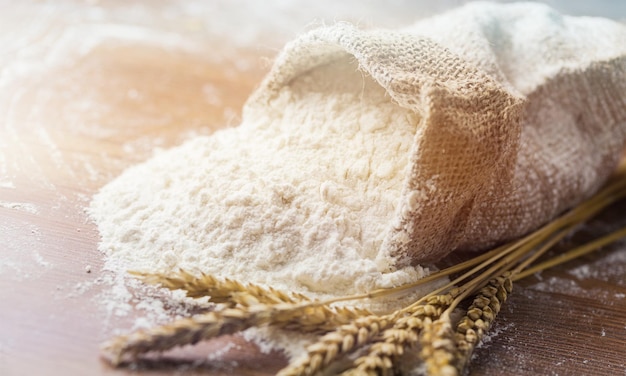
xmin=90 ymin=59 xmax=431 ymax=315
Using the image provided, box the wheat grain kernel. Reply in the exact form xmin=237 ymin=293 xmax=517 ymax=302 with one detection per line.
xmin=467 ymin=308 xmax=482 ymax=320
xmin=473 ymin=296 xmax=491 ymax=308
xmin=457 ymin=317 xmax=473 ymax=333
xmin=342 ymin=334 xmax=355 ymax=350
xmin=474 ymin=319 xmax=487 ymax=331
xmin=324 ymin=344 xmax=339 ymax=364
xmin=482 ymin=306 xmax=495 ymax=321
xmin=439 ymin=364 xmax=458 ymax=376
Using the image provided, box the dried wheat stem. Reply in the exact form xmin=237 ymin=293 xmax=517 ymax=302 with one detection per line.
xmin=323 ymin=170 xmax=626 ymax=308
xmin=515 ymin=225 xmax=626 ymax=280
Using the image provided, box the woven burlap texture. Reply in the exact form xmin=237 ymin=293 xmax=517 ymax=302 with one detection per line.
xmin=244 ymin=2 xmax=626 ymax=265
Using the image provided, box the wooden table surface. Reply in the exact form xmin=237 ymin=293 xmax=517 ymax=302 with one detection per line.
xmin=1 ymin=1 xmax=625 ymax=375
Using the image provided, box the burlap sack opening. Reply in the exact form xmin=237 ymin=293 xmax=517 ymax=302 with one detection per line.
xmin=244 ymin=3 xmax=626 ymax=267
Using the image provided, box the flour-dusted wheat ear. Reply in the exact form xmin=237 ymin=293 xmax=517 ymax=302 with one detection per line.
xmin=101 ymin=308 xmax=270 ymax=365
xmin=101 ymin=297 xmax=377 ymax=366
xmin=101 ymin=302 xmax=331 ymax=365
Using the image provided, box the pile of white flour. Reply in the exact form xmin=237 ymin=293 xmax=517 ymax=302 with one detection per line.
xmin=90 ymin=59 xmax=429 ymax=309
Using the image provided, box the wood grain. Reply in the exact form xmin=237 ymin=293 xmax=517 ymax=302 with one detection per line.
xmin=1 ymin=2 xmax=625 ymax=375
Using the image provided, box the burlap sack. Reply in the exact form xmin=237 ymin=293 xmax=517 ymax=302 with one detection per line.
xmin=244 ymin=2 xmax=626 ymax=266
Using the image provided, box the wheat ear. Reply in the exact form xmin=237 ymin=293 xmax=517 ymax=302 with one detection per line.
xmin=346 ymin=293 xmax=456 ymax=376
xmin=102 ymin=299 xmax=375 ymax=366
xmin=453 ymin=273 xmax=512 ymax=373
xmin=276 ymin=314 xmax=390 ymax=376
xmin=101 ymin=307 xmax=273 ymax=365
xmin=131 ymin=269 xmax=310 ymax=304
